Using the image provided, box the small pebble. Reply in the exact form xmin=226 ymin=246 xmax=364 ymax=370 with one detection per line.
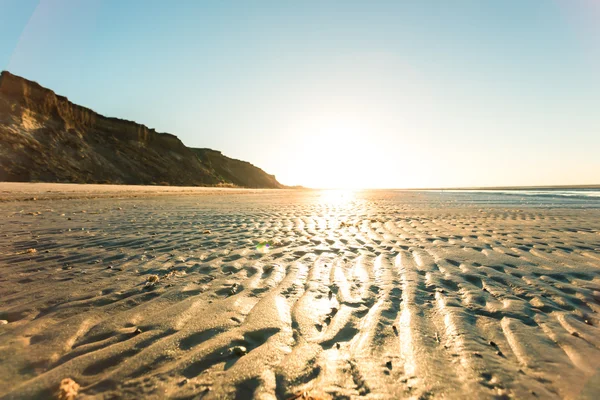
xmin=385 ymin=361 xmax=393 ymax=369
xmin=230 ymin=346 xmax=247 ymax=356
xmin=229 ymin=283 xmax=239 ymax=296
xmin=133 ymin=328 xmax=142 ymax=335
xmin=489 ymin=341 xmax=497 ymax=347
xmin=263 ymin=265 xmax=274 ymax=273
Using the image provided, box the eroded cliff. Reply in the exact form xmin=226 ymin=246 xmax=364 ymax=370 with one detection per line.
xmin=0 ymin=71 xmax=283 ymax=188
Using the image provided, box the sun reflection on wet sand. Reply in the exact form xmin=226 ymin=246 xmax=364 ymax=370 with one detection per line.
xmin=318 ymin=189 xmax=357 ymax=205
xmin=309 ymin=190 xmax=360 ymax=232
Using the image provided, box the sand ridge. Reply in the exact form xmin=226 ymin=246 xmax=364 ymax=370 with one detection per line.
xmin=0 ymin=188 xmax=599 ymax=399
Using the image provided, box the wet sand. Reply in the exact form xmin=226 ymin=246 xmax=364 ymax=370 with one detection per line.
xmin=0 ymin=185 xmax=599 ymax=399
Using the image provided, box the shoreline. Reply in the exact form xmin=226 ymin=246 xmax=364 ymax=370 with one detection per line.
xmin=0 ymin=182 xmax=291 ymax=202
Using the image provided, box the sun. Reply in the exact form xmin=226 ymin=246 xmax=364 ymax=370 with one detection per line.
xmin=288 ymin=118 xmax=376 ymax=189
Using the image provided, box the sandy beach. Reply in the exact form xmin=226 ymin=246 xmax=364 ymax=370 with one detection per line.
xmin=1 ymin=184 xmax=599 ymax=399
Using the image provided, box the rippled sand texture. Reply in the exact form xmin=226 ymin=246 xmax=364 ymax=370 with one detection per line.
xmin=1 ymin=189 xmax=599 ymax=399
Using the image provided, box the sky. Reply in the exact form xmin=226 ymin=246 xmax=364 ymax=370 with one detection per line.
xmin=1 ymin=0 xmax=599 ymax=188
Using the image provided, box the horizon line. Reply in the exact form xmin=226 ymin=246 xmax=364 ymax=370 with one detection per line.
xmin=300 ymin=184 xmax=600 ymax=191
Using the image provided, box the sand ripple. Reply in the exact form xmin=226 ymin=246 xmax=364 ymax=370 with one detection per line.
xmin=0 ymin=189 xmax=599 ymax=399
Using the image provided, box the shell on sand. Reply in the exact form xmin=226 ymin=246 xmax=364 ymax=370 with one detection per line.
xmin=287 ymin=391 xmax=332 ymax=400
xmin=56 ymin=378 xmax=79 ymax=400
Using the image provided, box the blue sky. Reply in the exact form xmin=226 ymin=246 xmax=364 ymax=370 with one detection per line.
xmin=1 ymin=0 xmax=599 ymax=188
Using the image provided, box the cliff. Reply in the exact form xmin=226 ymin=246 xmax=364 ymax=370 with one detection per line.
xmin=0 ymin=71 xmax=283 ymax=188
xmin=192 ymin=148 xmax=281 ymax=188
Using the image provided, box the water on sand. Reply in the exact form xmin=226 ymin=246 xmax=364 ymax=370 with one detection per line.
xmin=1 ymin=188 xmax=599 ymax=399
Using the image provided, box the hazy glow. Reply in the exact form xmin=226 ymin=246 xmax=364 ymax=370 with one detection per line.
xmin=2 ymin=1 xmax=599 ymax=188
xmin=289 ymin=116 xmax=377 ymax=188
xmin=318 ymin=189 xmax=357 ymax=205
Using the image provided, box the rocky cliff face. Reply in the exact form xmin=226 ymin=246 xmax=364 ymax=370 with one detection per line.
xmin=0 ymin=71 xmax=283 ymax=188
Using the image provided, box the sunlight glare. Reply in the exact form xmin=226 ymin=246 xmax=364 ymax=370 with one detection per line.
xmin=318 ymin=189 xmax=357 ymax=205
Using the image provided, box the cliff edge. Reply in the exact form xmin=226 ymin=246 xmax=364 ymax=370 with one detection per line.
xmin=0 ymin=71 xmax=283 ymax=188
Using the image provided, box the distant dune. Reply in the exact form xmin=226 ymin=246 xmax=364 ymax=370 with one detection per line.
xmin=0 ymin=71 xmax=283 ymax=188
